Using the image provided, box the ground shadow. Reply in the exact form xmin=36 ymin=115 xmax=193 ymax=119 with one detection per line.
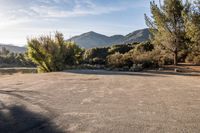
xmin=0 ymin=67 xmax=37 ymax=75
xmin=0 ymin=103 xmax=66 ymax=133
xmin=143 ymin=70 xmax=200 ymax=77
xmin=0 ymin=90 xmax=67 ymax=133
xmin=64 ymin=70 xmax=165 ymax=77
xmin=64 ymin=69 xmax=200 ymax=77
xmin=0 ymin=90 xmax=53 ymax=114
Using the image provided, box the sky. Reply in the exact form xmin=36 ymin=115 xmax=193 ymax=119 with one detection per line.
xmin=0 ymin=0 xmax=160 ymax=46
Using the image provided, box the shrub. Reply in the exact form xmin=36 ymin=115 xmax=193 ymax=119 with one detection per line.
xmin=107 ymin=52 xmax=125 ymax=68
xmin=193 ymin=56 xmax=200 ymax=65
xmin=92 ymin=57 xmax=105 ymax=64
xmin=83 ymin=47 xmax=108 ymax=65
xmin=0 ymin=48 xmax=33 ymax=68
xmin=130 ymin=51 xmax=157 ymax=68
xmin=127 ymin=49 xmax=173 ymax=69
xmin=64 ymin=42 xmax=83 ymax=65
xmin=134 ymin=41 xmax=154 ymax=52
xmin=186 ymin=54 xmax=200 ymax=65
xmin=108 ymin=43 xmax=136 ymax=54
xmin=27 ymin=32 xmax=81 ymax=73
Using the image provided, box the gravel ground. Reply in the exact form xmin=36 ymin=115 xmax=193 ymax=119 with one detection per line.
xmin=0 ymin=70 xmax=200 ymax=133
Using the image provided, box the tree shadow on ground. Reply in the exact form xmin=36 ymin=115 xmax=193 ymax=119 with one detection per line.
xmin=143 ymin=70 xmax=200 ymax=77
xmin=0 ymin=90 xmax=68 ymax=133
xmin=64 ymin=70 xmax=165 ymax=77
xmin=0 ymin=102 xmax=66 ymax=133
xmin=64 ymin=70 xmax=200 ymax=77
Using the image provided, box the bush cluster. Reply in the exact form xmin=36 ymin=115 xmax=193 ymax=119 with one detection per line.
xmin=26 ymin=32 xmax=198 ymax=73
xmin=0 ymin=48 xmax=33 ymax=68
xmin=107 ymin=48 xmax=173 ymax=71
xmin=27 ymin=32 xmax=82 ymax=72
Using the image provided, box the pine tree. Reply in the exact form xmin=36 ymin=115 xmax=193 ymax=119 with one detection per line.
xmin=184 ymin=0 xmax=200 ymax=55
xmin=145 ymin=0 xmax=190 ymax=65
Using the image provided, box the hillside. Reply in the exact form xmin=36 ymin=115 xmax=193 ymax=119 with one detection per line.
xmin=122 ymin=28 xmax=151 ymax=44
xmin=69 ymin=31 xmax=124 ymax=48
xmin=0 ymin=44 xmax=26 ymax=53
xmin=0 ymin=28 xmax=151 ymax=51
xmin=68 ymin=28 xmax=150 ymax=48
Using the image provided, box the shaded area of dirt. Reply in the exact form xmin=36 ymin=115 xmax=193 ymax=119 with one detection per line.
xmin=164 ymin=63 xmax=200 ymax=73
xmin=0 ymin=104 xmax=65 ymax=133
xmin=66 ymin=69 xmax=200 ymax=77
xmin=0 ymin=67 xmax=37 ymax=75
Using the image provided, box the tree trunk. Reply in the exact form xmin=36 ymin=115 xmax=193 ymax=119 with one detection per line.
xmin=174 ymin=49 xmax=178 ymax=66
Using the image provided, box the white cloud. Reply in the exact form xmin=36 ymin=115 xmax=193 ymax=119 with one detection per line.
xmin=0 ymin=0 xmax=149 ymax=45
xmin=0 ymin=0 xmax=127 ymax=27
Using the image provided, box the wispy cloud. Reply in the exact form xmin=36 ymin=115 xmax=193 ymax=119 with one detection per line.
xmin=0 ymin=0 xmax=151 ymax=45
xmin=0 ymin=0 xmax=129 ymax=27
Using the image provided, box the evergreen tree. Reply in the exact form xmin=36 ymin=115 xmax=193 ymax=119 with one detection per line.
xmin=184 ymin=0 xmax=200 ymax=56
xmin=145 ymin=0 xmax=190 ymax=65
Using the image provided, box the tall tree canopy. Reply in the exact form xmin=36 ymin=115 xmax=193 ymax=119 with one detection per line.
xmin=184 ymin=0 xmax=200 ymax=55
xmin=145 ymin=0 xmax=190 ymax=65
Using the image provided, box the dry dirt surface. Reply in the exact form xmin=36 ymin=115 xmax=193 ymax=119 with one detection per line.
xmin=0 ymin=70 xmax=200 ymax=133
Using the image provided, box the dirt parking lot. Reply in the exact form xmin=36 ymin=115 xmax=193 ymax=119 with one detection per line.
xmin=0 ymin=70 xmax=200 ymax=133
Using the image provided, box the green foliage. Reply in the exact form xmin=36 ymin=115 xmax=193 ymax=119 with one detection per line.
xmin=145 ymin=0 xmax=190 ymax=65
xmin=186 ymin=54 xmax=200 ymax=65
xmin=83 ymin=47 xmax=109 ymax=65
xmin=107 ymin=44 xmax=174 ymax=70
xmin=107 ymin=52 xmax=126 ymax=68
xmin=0 ymin=48 xmax=33 ymax=67
xmin=27 ymin=32 xmax=81 ymax=73
xmin=83 ymin=43 xmax=139 ymax=66
xmin=134 ymin=41 xmax=154 ymax=52
xmin=64 ymin=42 xmax=83 ymax=65
xmin=110 ymin=42 xmax=155 ymax=68
xmin=184 ymin=0 xmax=200 ymax=63
xmin=108 ymin=43 xmax=136 ymax=54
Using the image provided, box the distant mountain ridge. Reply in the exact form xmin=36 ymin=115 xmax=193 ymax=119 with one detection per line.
xmin=0 ymin=28 xmax=151 ymax=52
xmin=122 ymin=28 xmax=151 ymax=44
xmin=0 ymin=44 xmax=26 ymax=53
xmin=69 ymin=31 xmax=125 ymax=48
xmin=69 ymin=28 xmax=151 ymax=48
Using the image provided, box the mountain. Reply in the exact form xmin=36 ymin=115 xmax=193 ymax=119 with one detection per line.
xmin=69 ymin=31 xmax=124 ymax=48
xmin=0 ymin=44 xmax=26 ymax=53
xmin=68 ymin=28 xmax=151 ymax=48
xmin=0 ymin=28 xmax=151 ymax=52
xmin=122 ymin=28 xmax=151 ymax=44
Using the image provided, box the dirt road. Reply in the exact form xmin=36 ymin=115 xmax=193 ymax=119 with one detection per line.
xmin=0 ymin=70 xmax=200 ymax=133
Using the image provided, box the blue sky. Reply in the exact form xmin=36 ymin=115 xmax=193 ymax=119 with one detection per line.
xmin=0 ymin=0 xmax=159 ymax=46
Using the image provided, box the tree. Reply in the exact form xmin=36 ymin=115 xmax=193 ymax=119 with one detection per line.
xmin=27 ymin=32 xmax=81 ymax=72
xmin=145 ymin=0 xmax=190 ymax=65
xmin=184 ymin=0 xmax=200 ymax=57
